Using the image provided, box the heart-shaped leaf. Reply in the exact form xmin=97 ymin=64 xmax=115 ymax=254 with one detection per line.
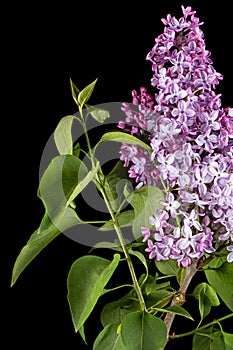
xmin=67 ymin=254 xmax=120 ymax=336
xmin=121 ymin=311 xmax=167 ymax=350
xmin=205 ymin=262 xmax=233 ymax=311
xmin=93 ymin=323 xmax=126 ymax=350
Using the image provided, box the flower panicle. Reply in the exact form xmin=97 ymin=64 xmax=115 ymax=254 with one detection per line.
xmin=118 ymin=5 xmax=233 ymax=267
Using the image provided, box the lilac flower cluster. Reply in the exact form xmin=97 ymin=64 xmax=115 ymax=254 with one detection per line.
xmin=118 ymin=5 xmax=233 ymax=267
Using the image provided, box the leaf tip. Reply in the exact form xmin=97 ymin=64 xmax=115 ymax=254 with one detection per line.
xmin=10 ymin=279 xmax=15 ymax=288
xmin=10 ymin=267 xmax=18 ymax=287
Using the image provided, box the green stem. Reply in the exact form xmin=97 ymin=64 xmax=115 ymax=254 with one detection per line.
xmin=102 ymin=283 xmax=134 ymax=295
xmin=80 ymin=111 xmax=95 ymax=167
xmin=80 ymin=114 xmax=146 ymax=312
xmin=170 ymin=313 xmax=233 ymax=339
xmin=115 ymin=196 xmax=130 ymax=216
xmin=99 ymin=186 xmax=147 ymax=311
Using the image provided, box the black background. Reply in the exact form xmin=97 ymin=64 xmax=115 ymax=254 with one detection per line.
xmin=3 ymin=0 xmax=233 ymax=349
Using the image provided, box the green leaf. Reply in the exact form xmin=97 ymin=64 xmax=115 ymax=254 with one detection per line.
xmin=87 ymin=106 xmax=110 ymax=123
xmin=199 ymin=289 xmax=212 ymax=321
xmin=102 ymin=160 xmax=131 ymax=212
xmin=153 ymin=305 xmax=194 ymax=321
xmin=38 ymin=155 xmax=88 ymax=217
xmin=166 ymin=305 xmax=194 ymax=320
xmin=155 ymin=259 xmax=179 ymax=276
xmin=99 ymin=210 xmax=135 ymax=231
xmin=11 ymin=155 xmax=99 ymax=288
xmin=11 ymin=207 xmax=81 ymax=286
xmin=155 ymin=262 xmax=187 ymax=287
xmin=193 ymin=327 xmax=233 ymax=350
xmin=192 ymin=327 xmax=217 ymax=350
xmin=70 ymin=78 xmax=80 ymax=105
xmin=222 ymin=332 xmax=233 ymax=350
xmin=89 ymin=241 xmax=123 ymax=252
xmin=37 ymin=155 xmax=88 ymax=234
xmin=54 ymin=115 xmax=77 ymax=155
xmin=203 ymin=252 xmax=227 ymax=269
xmin=176 ymin=266 xmax=186 ymax=286
xmin=193 ymin=283 xmax=220 ymax=306
xmin=73 ymin=142 xmax=81 ymax=158
xmin=123 ymin=181 xmax=133 ymax=198
xmin=116 ymin=209 xmax=135 ymax=227
xmin=67 ymin=254 xmax=120 ymax=334
xmin=78 ymin=78 xmax=98 ymax=108
xmin=129 ymin=249 xmax=148 ymax=277
xmin=192 ymin=282 xmax=220 ymax=321
xmin=99 ymin=131 xmax=152 ymax=152
xmin=127 ymin=186 xmax=165 ymax=238
xmin=210 ymin=331 xmax=228 ymax=350
xmin=39 ymin=155 xmax=99 ymax=217
xmin=79 ymin=325 xmax=87 ymax=345
xmin=121 ymin=311 xmax=167 ymax=350
xmin=101 ymin=298 xmax=140 ymax=327
xmin=67 ymin=160 xmax=99 ymax=205
xmin=93 ymin=323 xmax=126 ymax=350
xmin=205 ymin=262 xmax=233 ymax=311
xmin=145 ymin=289 xmax=174 ymax=309
xmin=143 ymin=275 xmax=170 ymax=296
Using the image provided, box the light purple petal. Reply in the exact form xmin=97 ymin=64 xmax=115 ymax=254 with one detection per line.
xmin=209 ymin=134 xmax=218 ymax=143
xmin=199 ymin=183 xmax=207 ymax=196
xmin=193 ymin=221 xmax=203 ymax=231
xmin=186 ymin=109 xmax=195 ymax=117
xmin=177 ymin=238 xmax=189 ymax=250
xmin=178 ymin=90 xmax=188 ymax=99
xmin=178 ymin=174 xmax=190 ymax=187
xmin=182 ymin=225 xmax=192 ymax=238
xmin=170 ymin=83 xmax=179 ymax=94
xmin=227 ymin=252 xmax=233 ymax=263
xmin=196 ymin=135 xmax=204 ymax=146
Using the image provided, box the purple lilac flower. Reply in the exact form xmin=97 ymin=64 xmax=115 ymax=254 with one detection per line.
xmin=168 ymin=161 xmax=191 ymax=188
xmin=118 ymin=5 xmax=233 ymax=266
xmin=190 ymin=231 xmax=215 ymax=257
xmin=181 ymin=209 xmax=203 ymax=231
xmin=176 ymin=225 xmax=201 ymax=251
xmin=199 ymin=110 xmax=220 ymax=133
xmin=141 ymin=227 xmax=152 ymax=242
xmin=192 ymin=165 xmax=213 ymax=196
xmin=159 ymin=192 xmax=180 ymax=218
xmin=171 ymin=100 xmax=195 ymax=124
xmin=149 ymin=209 xmax=169 ymax=234
xmin=195 ymin=129 xmax=218 ymax=153
xmin=227 ymin=246 xmax=233 ymax=263
xmin=165 ymin=82 xmax=188 ymax=104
